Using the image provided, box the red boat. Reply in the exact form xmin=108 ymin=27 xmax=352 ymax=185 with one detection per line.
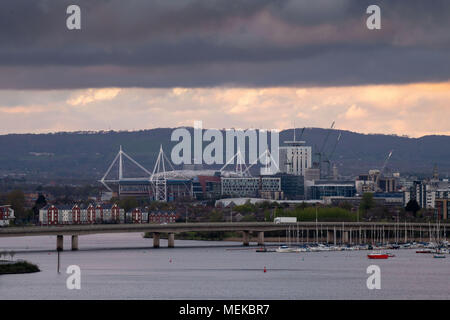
xmin=368 ymin=253 xmax=389 ymax=259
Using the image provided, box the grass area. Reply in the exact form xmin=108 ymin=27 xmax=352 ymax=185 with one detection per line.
xmin=279 ymin=207 xmax=357 ymax=222
xmin=0 ymin=261 xmax=40 ymax=275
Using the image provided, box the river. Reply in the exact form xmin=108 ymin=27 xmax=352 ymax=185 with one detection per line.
xmin=0 ymin=233 xmax=449 ymax=299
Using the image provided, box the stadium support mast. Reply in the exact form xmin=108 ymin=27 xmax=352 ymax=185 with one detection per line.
xmin=243 ymin=148 xmax=280 ymax=176
xmin=220 ymin=149 xmax=251 ymax=177
xmin=119 ymin=145 xmax=123 ymax=180
xmin=151 ymin=145 xmax=170 ymax=201
xmin=150 ymin=145 xmax=190 ymax=202
xmin=99 ymin=145 xmax=152 ymax=192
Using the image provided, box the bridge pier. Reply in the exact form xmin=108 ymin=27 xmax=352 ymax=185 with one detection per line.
xmin=257 ymin=231 xmax=264 ymax=246
xmin=153 ymin=232 xmax=160 ymax=248
xmin=71 ymin=235 xmax=79 ymax=251
xmin=56 ymin=235 xmax=63 ymax=251
xmin=242 ymin=231 xmax=250 ymax=246
xmin=168 ymin=233 xmax=175 ymax=248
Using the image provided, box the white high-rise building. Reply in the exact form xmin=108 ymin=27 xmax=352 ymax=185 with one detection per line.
xmin=279 ymin=140 xmax=312 ymax=176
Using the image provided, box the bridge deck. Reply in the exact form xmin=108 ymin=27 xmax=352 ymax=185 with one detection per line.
xmin=0 ymin=222 xmax=448 ymax=237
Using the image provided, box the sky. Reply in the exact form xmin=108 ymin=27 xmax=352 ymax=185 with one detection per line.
xmin=1 ymin=0 xmax=450 ymax=137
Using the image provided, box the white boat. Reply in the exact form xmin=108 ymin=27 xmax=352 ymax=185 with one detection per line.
xmin=426 ymin=242 xmax=437 ymax=248
xmin=276 ymin=245 xmax=296 ymax=253
xmin=317 ymin=244 xmax=332 ymax=251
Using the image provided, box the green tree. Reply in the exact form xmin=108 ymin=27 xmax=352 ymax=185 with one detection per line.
xmin=405 ymin=199 xmax=421 ymax=217
xmin=119 ymin=197 xmax=138 ymax=213
xmin=274 ymin=207 xmax=284 ymax=218
xmin=233 ymin=202 xmax=255 ymax=214
xmin=241 ymin=214 xmax=256 ymax=222
xmin=209 ymin=210 xmax=223 ymax=222
xmin=7 ymin=190 xmax=26 ymax=221
xmin=339 ymin=201 xmax=353 ymax=211
xmin=32 ymin=194 xmax=47 ymax=220
xmin=360 ymin=192 xmax=375 ymax=213
xmin=264 ymin=209 xmax=271 ymax=221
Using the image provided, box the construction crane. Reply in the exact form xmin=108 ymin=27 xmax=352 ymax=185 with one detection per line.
xmin=323 ymin=131 xmax=342 ymax=179
xmin=375 ymin=150 xmax=393 ymax=191
xmin=314 ymin=121 xmax=335 ymax=178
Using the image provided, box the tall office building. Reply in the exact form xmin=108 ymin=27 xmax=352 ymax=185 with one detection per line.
xmin=279 ymin=140 xmax=312 ymax=176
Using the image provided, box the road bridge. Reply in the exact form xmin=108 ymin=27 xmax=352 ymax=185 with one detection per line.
xmin=0 ymin=222 xmax=448 ymax=251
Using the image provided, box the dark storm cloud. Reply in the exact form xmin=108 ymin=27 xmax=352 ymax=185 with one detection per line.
xmin=1 ymin=0 xmax=450 ymax=89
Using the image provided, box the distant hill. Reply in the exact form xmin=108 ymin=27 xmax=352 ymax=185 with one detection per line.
xmin=0 ymin=128 xmax=448 ymax=183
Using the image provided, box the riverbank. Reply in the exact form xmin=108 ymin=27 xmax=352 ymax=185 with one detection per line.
xmin=0 ymin=261 xmax=40 ymax=275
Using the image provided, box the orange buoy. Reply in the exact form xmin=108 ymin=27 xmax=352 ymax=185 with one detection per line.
xmin=263 ymin=266 xmax=267 ymax=273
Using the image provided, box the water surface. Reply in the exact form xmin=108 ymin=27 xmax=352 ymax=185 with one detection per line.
xmin=0 ymin=233 xmax=448 ymax=299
